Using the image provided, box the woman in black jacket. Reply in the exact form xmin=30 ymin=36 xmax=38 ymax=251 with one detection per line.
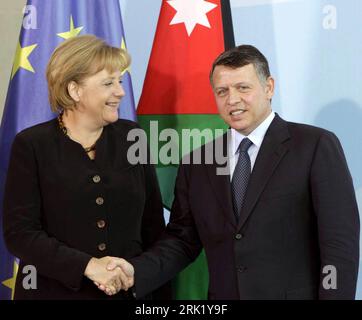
xmin=3 ymin=34 xmax=166 ymax=299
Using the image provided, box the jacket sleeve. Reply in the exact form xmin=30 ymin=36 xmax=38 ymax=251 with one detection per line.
xmin=310 ymin=131 xmax=360 ymax=299
xmin=131 ymin=162 xmax=203 ymax=299
xmin=3 ymin=133 xmax=92 ymax=291
xmin=138 ymin=157 xmax=171 ymax=299
xmin=140 ymin=159 xmax=166 ymax=249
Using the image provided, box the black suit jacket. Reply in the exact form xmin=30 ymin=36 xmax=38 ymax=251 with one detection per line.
xmin=132 ymin=114 xmax=360 ymax=300
xmin=3 ymin=118 xmax=166 ymax=299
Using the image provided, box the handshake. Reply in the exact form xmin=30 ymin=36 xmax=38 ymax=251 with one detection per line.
xmin=84 ymin=256 xmax=134 ymax=296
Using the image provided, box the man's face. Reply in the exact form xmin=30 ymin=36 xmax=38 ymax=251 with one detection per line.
xmin=211 ymin=63 xmax=274 ymax=135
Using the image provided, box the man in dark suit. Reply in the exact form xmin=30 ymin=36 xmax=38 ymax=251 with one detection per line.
xmin=108 ymin=45 xmax=360 ymax=299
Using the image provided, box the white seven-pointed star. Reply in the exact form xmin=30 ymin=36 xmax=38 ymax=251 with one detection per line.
xmin=167 ymin=0 xmax=218 ymax=36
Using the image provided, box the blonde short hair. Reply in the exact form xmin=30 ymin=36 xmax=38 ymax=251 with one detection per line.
xmin=46 ymin=34 xmax=130 ymax=112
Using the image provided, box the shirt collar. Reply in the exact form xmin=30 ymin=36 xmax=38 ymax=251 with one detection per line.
xmin=231 ymin=111 xmax=275 ymax=155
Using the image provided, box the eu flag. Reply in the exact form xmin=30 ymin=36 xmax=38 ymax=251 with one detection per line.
xmin=0 ymin=0 xmax=136 ymax=300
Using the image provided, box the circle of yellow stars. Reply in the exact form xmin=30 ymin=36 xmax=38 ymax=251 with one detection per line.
xmin=1 ymin=261 xmax=18 ymax=300
xmin=11 ymin=15 xmax=131 ymax=80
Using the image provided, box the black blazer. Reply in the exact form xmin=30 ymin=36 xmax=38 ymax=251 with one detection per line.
xmin=131 ymin=114 xmax=360 ymax=300
xmin=3 ymin=118 xmax=166 ymax=299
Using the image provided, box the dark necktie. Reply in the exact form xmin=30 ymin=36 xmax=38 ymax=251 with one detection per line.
xmin=231 ymin=138 xmax=253 ymax=221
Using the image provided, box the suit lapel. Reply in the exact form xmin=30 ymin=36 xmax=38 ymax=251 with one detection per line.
xmin=237 ymin=115 xmax=290 ymax=230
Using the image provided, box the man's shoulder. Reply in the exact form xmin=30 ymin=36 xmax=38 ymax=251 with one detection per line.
xmin=284 ymin=119 xmax=336 ymax=141
xmin=179 ymin=132 xmax=227 ymax=168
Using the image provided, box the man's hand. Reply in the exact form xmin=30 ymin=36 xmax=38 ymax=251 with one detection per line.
xmin=96 ymin=258 xmax=135 ymax=294
xmin=84 ymin=256 xmax=132 ymax=295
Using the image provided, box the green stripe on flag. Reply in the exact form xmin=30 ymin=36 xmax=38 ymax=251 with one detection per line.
xmin=138 ymin=114 xmax=227 ymax=208
xmin=173 ymin=250 xmax=209 ymax=300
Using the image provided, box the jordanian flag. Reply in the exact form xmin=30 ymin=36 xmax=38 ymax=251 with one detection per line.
xmin=137 ymin=0 xmax=234 ymax=299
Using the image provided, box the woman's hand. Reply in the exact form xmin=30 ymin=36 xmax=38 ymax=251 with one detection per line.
xmin=84 ymin=256 xmax=132 ymax=295
xmin=96 ymin=258 xmax=135 ymax=295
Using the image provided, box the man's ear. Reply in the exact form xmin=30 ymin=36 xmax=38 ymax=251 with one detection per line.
xmin=265 ymin=76 xmax=275 ymax=100
xmin=68 ymin=81 xmax=80 ymax=102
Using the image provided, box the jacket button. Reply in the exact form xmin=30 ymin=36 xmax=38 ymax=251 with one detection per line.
xmin=93 ymin=175 xmax=101 ymax=183
xmin=98 ymin=243 xmax=106 ymax=251
xmin=237 ymin=266 xmax=247 ymax=273
xmin=97 ymin=220 xmax=106 ymax=229
xmin=235 ymin=233 xmax=243 ymax=240
xmin=96 ymin=197 xmax=104 ymax=205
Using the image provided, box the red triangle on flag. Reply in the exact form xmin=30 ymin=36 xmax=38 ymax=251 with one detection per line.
xmin=137 ymin=0 xmax=225 ymax=115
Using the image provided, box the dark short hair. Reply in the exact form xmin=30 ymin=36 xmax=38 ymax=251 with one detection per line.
xmin=209 ymin=45 xmax=270 ymax=84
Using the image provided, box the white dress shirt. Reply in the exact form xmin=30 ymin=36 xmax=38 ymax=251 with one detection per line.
xmin=229 ymin=111 xmax=275 ymax=180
